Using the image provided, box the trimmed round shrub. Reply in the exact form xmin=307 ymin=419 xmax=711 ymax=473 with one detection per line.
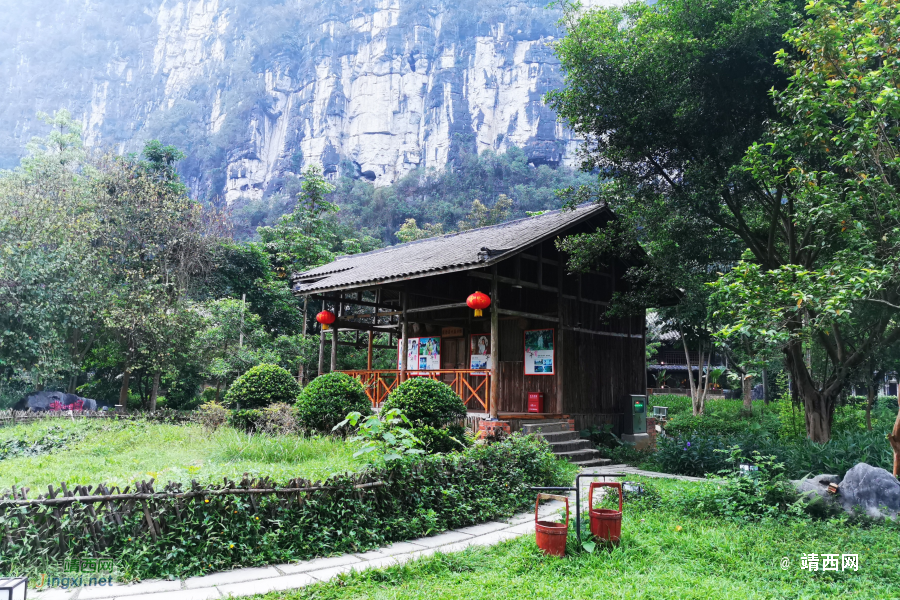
xmin=381 ymin=377 xmax=466 ymax=428
xmin=224 ymin=364 xmax=302 ymax=409
xmin=296 ymin=372 xmax=372 ymax=432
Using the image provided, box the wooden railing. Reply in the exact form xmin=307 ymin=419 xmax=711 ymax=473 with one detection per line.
xmin=338 ymin=369 xmax=491 ymax=413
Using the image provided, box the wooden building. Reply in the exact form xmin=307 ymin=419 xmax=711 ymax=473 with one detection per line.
xmin=292 ymin=203 xmax=646 ymax=433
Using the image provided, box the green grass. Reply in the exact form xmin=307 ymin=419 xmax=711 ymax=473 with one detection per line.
xmin=261 ymin=477 xmax=900 ymax=600
xmin=0 ymin=419 xmax=362 ymax=491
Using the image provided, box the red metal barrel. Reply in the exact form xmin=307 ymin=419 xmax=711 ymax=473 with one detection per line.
xmin=588 ymin=482 xmax=623 ymax=544
xmin=534 ymin=493 xmax=569 ymax=557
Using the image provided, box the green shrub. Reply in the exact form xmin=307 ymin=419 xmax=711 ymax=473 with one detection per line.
xmin=296 ymin=372 xmax=372 ymax=432
xmin=381 ymin=378 xmax=467 ymax=427
xmin=229 ymin=409 xmax=264 ymax=433
xmin=224 ymin=364 xmax=302 ymax=410
xmin=197 ymin=401 xmax=230 ymax=431
xmin=673 ymin=449 xmax=803 ymax=522
xmin=652 ymin=428 xmax=895 ymax=479
xmin=1 ymin=433 xmax=574 ymax=580
xmin=411 ymin=423 xmax=471 ymax=454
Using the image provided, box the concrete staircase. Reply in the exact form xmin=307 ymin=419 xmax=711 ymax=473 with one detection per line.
xmin=520 ymin=420 xmax=611 ymax=468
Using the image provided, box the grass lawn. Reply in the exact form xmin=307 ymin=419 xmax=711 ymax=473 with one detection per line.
xmin=0 ymin=418 xmax=362 ymax=491
xmin=262 ymin=477 xmax=900 ymax=600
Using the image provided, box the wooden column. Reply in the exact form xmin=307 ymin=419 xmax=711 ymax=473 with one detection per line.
xmin=400 ymin=292 xmax=409 ymax=382
xmin=331 ymin=297 xmax=341 ymax=372
xmin=368 ymin=290 xmax=379 ymax=371
xmin=490 ymin=270 xmax=499 ymax=419
xmin=317 ymin=320 xmax=326 ymax=377
xmin=300 ymin=296 xmax=308 ymax=385
xmin=557 ymin=262 xmax=564 ymax=415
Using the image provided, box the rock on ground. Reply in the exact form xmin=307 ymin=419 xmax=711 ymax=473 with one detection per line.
xmin=793 ymin=463 xmax=900 ymax=520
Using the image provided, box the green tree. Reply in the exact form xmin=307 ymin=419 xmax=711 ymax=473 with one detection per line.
xmin=545 ymin=0 xmax=821 ymax=428
xmin=0 ymin=110 xmax=109 ymax=389
xmin=457 ymin=195 xmax=513 ymax=231
xmin=193 ymin=298 xmax=278 ymax=401
xmin=395 ymin=218 xmax=445 ymax=243
xmin=712 ymin=0 xmax=900 ymax=441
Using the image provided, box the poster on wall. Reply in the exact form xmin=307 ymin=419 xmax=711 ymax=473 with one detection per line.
xmin=524 ymin=329 xmax=555 ymax=375
xmin=398 ymin=337 xmax=441 ymax=373
xmin=418 ymin=337 xmax=441 ymax=370
xmin=469 ymin=334 xmax=491 ymax=374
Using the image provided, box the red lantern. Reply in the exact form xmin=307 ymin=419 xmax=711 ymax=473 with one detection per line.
xmin=466 ymin=291 xmax=491 ymax=317
xmin=316 ymin=310 xmax=336 ymax=330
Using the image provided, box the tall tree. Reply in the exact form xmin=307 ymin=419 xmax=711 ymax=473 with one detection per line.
xmin=548 ymin=0 xmax=900 ymax=440
xmin=712 ymin=0 xmax=900 ymax=441
xmin=93 ymin=142 xmax=223 ymax=409
xmin=0 ymin=110 xmax=109 ymax=388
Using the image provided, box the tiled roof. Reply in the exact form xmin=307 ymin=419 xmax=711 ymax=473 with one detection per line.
xmin=292 ymin=203 xmax=607 ymax=294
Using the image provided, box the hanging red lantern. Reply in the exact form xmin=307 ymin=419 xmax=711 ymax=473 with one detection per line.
xmin=316 ymin=310 xmax=336 ymax=330
xmin=466 ymin=291 xmax=491 ymax=317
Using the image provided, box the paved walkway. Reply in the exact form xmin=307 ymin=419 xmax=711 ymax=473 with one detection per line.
xmin=31 ymin=466 xmax=703 ymax=600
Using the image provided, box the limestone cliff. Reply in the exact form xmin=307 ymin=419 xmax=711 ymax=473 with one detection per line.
xmin=0 ymin=0 xmax=580 ymax=202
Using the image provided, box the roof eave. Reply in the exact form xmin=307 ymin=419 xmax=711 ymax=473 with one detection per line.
xmin=291 ymin=204 xmax=614 ymax=296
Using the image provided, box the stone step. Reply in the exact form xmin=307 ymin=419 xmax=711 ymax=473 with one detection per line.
xmin=572 ymin=458 xmax=613 ymax=468
xmin=553 ymin=448 xmax=605 ymax=462
xmin=520 ymin=421 xmax=570 ymax=435
xmin=538 ymin=430 xmax=580 ymax=443
xmin=547 ymin=439 xmax=595 ymax=453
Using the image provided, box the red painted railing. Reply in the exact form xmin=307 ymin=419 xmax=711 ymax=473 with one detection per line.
xmin=338 ymin=369 xmax=491 ymax=413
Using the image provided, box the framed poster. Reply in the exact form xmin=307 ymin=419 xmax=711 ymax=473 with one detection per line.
xmin=524 ymin=329 xmax=555 ymax=375
xmin=469 ymin=333 xmax=491 ymax=374
xmin=398 ymin=337 xmax=440 ymax=372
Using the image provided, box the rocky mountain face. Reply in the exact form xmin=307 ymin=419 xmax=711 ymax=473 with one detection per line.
xmin=1 ymin=0 xmax=580 ymax=202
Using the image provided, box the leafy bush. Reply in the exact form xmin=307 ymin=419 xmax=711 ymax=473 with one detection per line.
xmin=224 ymin=364 xmax=302 ymax=410
xmin=197 ymin=401 xmax=230 ymax=432
xmin=229 ymin=404 xmax=298 ymax=435
xmin=411 ymin=423 xmax=471 ymax=454
xmin=674 ymin=449 xmax=803 ymax=522
xmin=1 ymin=433 xmax=574 ymax=580
xmin=664 ymin=408 xmax=780 ymax=438
xmin=652 ymin=428 xmax=895 ymax=479
xmin=229 ymin=409 xmax=264 ymax=433
xmin=381 ymin=377 xmax=467 ymax=427
xmin=296 ymin=372 xmax=372 ymax=432
xmin=337 ymin=408 xmax=425 ymax=463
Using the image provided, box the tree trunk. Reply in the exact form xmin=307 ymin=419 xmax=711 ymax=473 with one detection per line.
xmin=742 ymin=374 xmax=752 ymax=413
xmin=866 ymin=382 xmax=875 ymax=432
xmin=149 ymin=372 xmax=161 ymax=412
xmin=682 ymin=333 xmax=700 ymax=416
xmin=785 ymin=341 xmax=835 ymax=443
xmin=889 ymin=397 xmax=900 ymax=477
xmin=762 ymin=368 xmax=769 ymax=405
xmin=118 ymin=366 xmax=131 ymax=412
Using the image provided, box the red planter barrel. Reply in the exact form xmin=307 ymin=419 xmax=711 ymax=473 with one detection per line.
xmin=534 ymin=493 xmax=569 ymax=557
xmin=588 ymin=482 xmax=623 ymax=544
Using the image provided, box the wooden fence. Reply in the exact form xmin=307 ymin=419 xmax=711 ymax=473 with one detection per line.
xmin=339 ymin=369 xmax=491 ymax=412
xmin=0 ymin=473 xmax=384 ymax=559
xmin=0 ymin=410 xmax=193 ymax=429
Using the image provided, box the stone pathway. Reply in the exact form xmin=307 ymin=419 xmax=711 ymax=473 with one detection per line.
xmin=30 ymin=465 xmax=703 ymax=600
xmin=581 ymin=464 xmax=707 ymax=482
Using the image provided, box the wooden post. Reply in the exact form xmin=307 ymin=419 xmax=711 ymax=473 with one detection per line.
xmin=368 ymin=290 xmax=379 ymax=371
xmin=331 ymin=297 xmax=341 ymax=372
xmin=490 ymin=270 xmax=499 ymax=419
xmin=400 ymin=292 xmax=409 ymax=383
xmin=317 ymin=313 xmax=326 ymax=377
xmin=557 ymin=262 xmax=564 ymax=415
xmin=300 ymin=296 xmax=308 ymax=385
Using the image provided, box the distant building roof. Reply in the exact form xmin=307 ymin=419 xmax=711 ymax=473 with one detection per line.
xmin=292 ymin=203 xmax=608 ymax=295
